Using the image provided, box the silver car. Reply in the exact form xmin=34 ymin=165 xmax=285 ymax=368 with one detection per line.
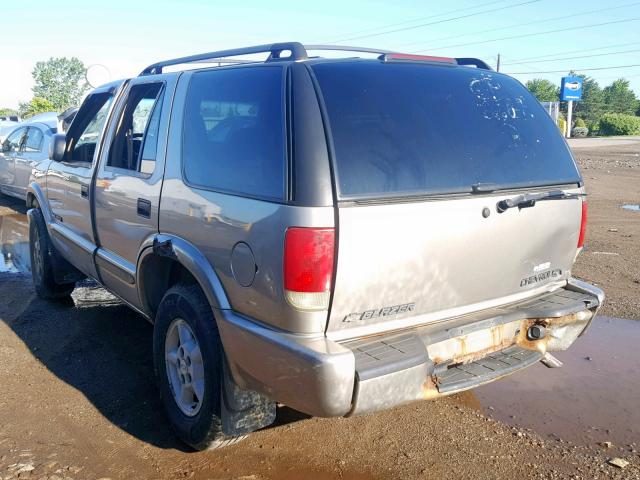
xmin=0 ymin=119 xmax=56 ymax=200
xmin=27 ymin=43 xmax=604 ymax=451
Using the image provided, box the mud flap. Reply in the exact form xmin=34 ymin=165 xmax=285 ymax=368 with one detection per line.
xmin=221 ymin=357 xmax=276 ymax=436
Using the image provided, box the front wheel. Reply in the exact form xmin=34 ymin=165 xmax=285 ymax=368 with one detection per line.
xmin=29 ymin=208 xmax=75 ymax=300
xmin=153 ymin=283 xmax=244 ymax=450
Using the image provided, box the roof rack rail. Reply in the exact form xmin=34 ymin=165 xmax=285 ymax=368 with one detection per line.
xmin=138 ymin=42 xmax=493 ymax=76
xmin=455 ymin=58 xmax=493 ymax=71
xmin=303 ymin=44 xmax=396 ymax=56
xmin=139 ymin=42 xmax=308 ymax=76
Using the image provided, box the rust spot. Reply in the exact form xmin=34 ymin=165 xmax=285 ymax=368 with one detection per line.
xmin=422 ymin=378 xmax=441 ymax=400
xmin=515 ymin=318 xmax=549 ymax=354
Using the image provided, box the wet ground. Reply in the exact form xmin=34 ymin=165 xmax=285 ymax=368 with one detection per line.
xmin=0 ymin=212 xmax=29 ymax=274
xmin=622 ymin=204 xmax=640 ymax=211
xmin=476 ymin=316 xmax=640 ymax=447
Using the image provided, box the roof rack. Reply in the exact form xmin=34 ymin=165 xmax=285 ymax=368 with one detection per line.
xmin=304 ymin=44 xmax=395 ymax=56
xmin=139 ymin=42 xmax=308 ymax=75
xmin=455 ymin=58 xmax=493 ymax=70
xmin=139 ymin=42 xmax=492 ymax=76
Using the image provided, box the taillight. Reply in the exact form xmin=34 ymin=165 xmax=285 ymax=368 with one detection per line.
xmin=284 ymin=227 xmax=335 ymax=311
xmin=578 ymin=201 xmax=588 ymax=248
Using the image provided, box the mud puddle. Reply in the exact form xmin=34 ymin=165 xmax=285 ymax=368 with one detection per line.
xmin=621 ymin=203 xmax=640 ymax=211
xmin=474 ymin=316 xmax=640 ymax=447
xmin=0 ymin=213 xmax=30 ymax=273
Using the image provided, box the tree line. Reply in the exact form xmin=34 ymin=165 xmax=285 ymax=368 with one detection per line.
xmin=525 ymin=75 xmax=640 ymax=134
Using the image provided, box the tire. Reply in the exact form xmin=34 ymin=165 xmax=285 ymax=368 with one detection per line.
xmin=29 ymin=208 xmax=75 ymax=300
xmin=153 ymin=283 xmax=245 ymax=450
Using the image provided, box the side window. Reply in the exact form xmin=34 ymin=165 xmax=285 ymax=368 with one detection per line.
xmin=2 ymin=127 xmax=27 ymax=153
xmin=182 ymin=67 xmax=285 ymax=200
xmin=24 ymin=127 xmax=44 ymax=153
xmin=107 ymin=83 xmax=164 ymax=174
xmin=66 ymin=93 xmax=113 ymax=163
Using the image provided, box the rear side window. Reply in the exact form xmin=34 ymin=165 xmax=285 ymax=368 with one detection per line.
xmin=182 ymin=66 xmax=285 ymax=201
xmin=312 ymin=62 xmax=581 ymax=198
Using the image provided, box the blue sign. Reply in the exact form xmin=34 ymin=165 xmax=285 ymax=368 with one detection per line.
xmin=560 ymin=76 xmax=583 ymax=101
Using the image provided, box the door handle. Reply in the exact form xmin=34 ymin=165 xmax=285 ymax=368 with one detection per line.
xmin=137 ymin=198 xmax=151 ymax=218
xmin=81 ymin=185 xmax=88 ymax=198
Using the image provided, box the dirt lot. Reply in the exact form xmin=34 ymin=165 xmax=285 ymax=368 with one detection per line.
xmin=571 ymin=141 xmax=640 ymax=320
xmin=1 ymin=141 xmax=639 ymax=480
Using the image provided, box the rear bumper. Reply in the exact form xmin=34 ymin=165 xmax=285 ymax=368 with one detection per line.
xmin=217 ymin=279 xmax=604 ymax=418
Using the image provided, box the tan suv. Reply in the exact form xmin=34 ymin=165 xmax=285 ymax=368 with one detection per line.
xmin=27 ymin=43 xmax=604 ymax=450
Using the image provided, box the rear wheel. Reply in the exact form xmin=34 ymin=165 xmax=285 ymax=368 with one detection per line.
xmin=153 ymin=283 xmax=244 ymax=450
xmin=29 ymin=208 xmax=75 ymax=299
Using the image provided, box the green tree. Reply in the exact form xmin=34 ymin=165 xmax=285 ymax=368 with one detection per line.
xmin=18 ymin=97 xmax=56 ymax=118
xmin=525 ymin=78 xmax=559 ymax=102
xmin=603 ymin=79 xmax=639 ymax=115
xmin=0 ymin=108 xmax=18 ymax=117
xmin=31 ymin=57 xmax=88 ymax=111
xmin=571 ymin=75 xmax=605 ymax=128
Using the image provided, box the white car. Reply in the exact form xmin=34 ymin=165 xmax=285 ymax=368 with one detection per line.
xmin=0 ymin=118 xmax=56 ymax=201
xmin=0 ymin=110 xmax=79 ymax=201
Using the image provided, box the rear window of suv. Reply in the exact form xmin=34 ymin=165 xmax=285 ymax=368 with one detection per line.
xmin=312 ymin=61 xmax=581 ymax=199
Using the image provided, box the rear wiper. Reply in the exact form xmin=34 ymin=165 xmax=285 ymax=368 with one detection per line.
xmin=497 ymin=190 xmax=585 ymax=213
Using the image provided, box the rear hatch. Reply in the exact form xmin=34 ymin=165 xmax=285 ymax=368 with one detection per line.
xmin=311 ymin=60 xmax=585 ymax=340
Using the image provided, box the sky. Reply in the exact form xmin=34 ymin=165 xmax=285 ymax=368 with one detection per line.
xmin=2 ymin=0 xmax=640 ymax=109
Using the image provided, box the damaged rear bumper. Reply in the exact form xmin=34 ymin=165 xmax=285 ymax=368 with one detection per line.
xmin=217 ymin=279 xmax=603 ymax=418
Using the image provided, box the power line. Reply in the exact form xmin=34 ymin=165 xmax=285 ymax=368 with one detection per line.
xmin=324 ymin=0 xmax=541 ymax=43
xmin=395 ymin=1 xmax=640 ymax=49
xmin=503 ymin=47 xmax=640 ymax=65
xmin=505 ymin=40 xmax=640 ymax=63
xmin=497 ymin=54 xmax=542 ymax=73
xmin=413 ymin=17 xmax=640 ymax=52
xmin=322 ymin=0 xmax=511 ymax=44
xmin=505 ymin=63 xmax=640 ymax=74
xmin=596 ymin=71 xmax=640 ymax=81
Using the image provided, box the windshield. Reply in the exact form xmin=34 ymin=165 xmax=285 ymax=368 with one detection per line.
xmin=312 ymin=61 xmax=581 ymax=199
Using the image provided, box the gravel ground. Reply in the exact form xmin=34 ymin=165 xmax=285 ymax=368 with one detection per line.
xmin=572 ymin=142 xmax=640 ymax=320
xmin=1 ymin=142 xmax=639 ymax=479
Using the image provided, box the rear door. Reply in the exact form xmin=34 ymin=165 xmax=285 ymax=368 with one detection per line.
xmin=311 ymin=61 xmax=584 ymax=339
xmin=46 ymin=84 xmax=121 ymax=278
xmin=93 ymin=75 xmax=175 ymax=308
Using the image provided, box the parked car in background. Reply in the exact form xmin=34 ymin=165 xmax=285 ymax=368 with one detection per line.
xmin=0 ymin=114 xmax=20 ymax=122
xmin=0 ymin=109 xmax=78 ymax=201
xmin=0 ymin=117 xmax=56 ymax=201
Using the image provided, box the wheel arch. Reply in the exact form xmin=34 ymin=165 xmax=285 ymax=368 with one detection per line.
xmin=137 ymin=234 xmax=231 ymax=320
xmin=26 ymin=182 xmax=50 ymax=220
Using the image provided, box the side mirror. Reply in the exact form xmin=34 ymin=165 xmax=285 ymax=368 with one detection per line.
xmin=49 ymin=133 xmax=67 ymax=162
xmin=1 ymin=140 xmax=11 ymax=153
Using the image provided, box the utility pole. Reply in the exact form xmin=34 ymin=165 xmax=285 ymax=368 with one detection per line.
xmin=496 ymin=54 xmax=501 ymax=72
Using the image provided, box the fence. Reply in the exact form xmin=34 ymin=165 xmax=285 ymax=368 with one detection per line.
xmin=540 ymin=101 xmax=560 ymax=125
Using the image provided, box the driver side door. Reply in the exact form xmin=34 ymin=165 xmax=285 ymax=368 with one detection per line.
xmin=46 ymin=84 xmax=123 ymax=278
